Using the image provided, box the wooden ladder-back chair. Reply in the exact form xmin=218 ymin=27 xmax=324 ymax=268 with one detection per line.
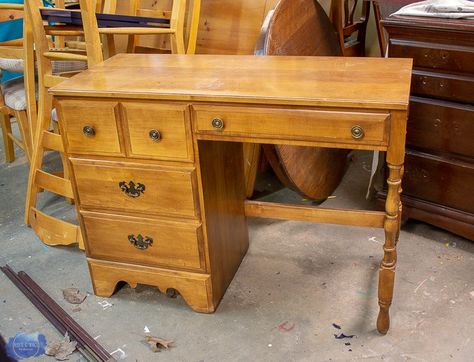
xmin=0 ymin=1 xmax=36 ymax=163
xmin=253 ymin=0 xmax=349 ymax=202
xmin=93 ymin=0 xmax=200 ymax=56
xmin=330 ymin=0 xmax=370 ymax=56
xmin=24 ymin=0 xmax=103 ymax=248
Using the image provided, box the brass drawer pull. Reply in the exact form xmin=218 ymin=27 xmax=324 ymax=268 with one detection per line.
xmin=128 ymin=234 xmax=153 ymax=250
xmin=82 ymin=125 xmax=95 ymax=137
xmin=149 ymin=129 xmax=161 ymax=142
xmin=119 ymin=181 xmax=145 ymax=198
xmin=351 ymin=125 xmax=364 ymax=140
xmin=211 ymin=118 xmax=224 ymax=129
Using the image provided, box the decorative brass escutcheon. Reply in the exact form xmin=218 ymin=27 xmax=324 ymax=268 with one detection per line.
xmin=351 ymin=125 xmax=364 ymax=140
xmin=149 ymin=129 xmax=161 ymax=142
xmin=128 ymin=234 xmax=153 ymax=250
xmin=211 ymin=118 xmax=224 ymax=129
xmin=82 ymin=125 xmax=95 ymax=137
xmin=119 ymin=181 xmax=145 ymax=198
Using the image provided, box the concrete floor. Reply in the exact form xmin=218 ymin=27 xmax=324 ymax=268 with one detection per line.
xmin=1 ymin=126 xmax=473 ymax=362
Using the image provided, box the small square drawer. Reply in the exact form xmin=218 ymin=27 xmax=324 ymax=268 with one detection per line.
xmin=82 ymin=212 xmax=204 ymax=271
xmin=193 ymin=105 xmax=390 ymax=147
xmin=122 ymin=102 xmax=193 ymax=161
xmin=72 ymin=159 xmax=199 ymax=219
xmin=57 ymin=100 xmax=123 ymax=156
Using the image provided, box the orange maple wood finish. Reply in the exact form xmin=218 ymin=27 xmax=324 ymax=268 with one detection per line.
xmin=51 ymin=54 xmax=412 ymax=335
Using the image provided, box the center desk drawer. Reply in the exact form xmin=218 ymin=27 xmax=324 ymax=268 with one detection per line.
xmin=193 ymin=106 xmax=390 ymax=147
xmin=82 ymin=212 xmax=204 ymax=271
xmin=72 ymin=160 xmax=199 ymax=218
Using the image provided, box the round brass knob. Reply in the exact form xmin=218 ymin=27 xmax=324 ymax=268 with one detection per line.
xmin=211 ymin=118 xmax=224 ymax=129
xmin=351 ymin=125 xmax=364 ymax=140
xmin=82 ymin=125 xmax=95 ymax=137
xmin=149 ymin=129 xmax=161 ymax=142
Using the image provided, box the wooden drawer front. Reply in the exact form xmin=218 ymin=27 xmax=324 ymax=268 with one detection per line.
xmin=82 ymin=213 xmax=203 ymax=270
xmin=194 ymin=106 xmax=389 ymax=147
xmin=122 ymin=103 xmax=192 ymax=161
xmin=403 ymin=151 xmax=474 ymax=213
xmin=412 ymin=70 xmax=474 ymax=104
xmin=58 ymin=100 xmax=123 ymax=156
xmin=408 ymin=97 xmax=474 ymax=158
xmin=390 ymin=40 xmax=474 ymax=74
xmin=72 ymin=160 xmax=199 ymax=218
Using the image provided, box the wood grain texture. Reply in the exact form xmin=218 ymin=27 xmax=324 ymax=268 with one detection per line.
xmin=407 ymin=97 xmax=474 ymax=158
xmin=402 ymin=151 xmax=474 ymax=214
xmin=195 ymin=140 xmax=249 ymax=309
xmin=50 ymin=54 xmax=412 ymax=110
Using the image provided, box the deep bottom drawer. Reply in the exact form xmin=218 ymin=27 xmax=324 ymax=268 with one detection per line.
xmin=402 ymin=151 xmax=474 ymax=213
xmin=82 ymin=212 xmax=204 ymax=271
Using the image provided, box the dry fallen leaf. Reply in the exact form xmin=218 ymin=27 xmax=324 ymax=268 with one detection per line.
xmin=144 ymin=336 xmax=174 ymax=352
xmin=45 ymin=332 xmax=77 ymax=360
xmin=62 ymin=288 xmax=87 ymax=304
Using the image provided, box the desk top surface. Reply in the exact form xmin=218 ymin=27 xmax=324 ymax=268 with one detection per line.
xmin=51 ymin=54 xmax=412 ymax=110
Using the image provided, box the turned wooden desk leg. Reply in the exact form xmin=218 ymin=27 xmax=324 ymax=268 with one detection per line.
xmin=377 ymin=163 xmax=402 ymax=334
xmin=396 ymin=165 xmax=404 ymax=245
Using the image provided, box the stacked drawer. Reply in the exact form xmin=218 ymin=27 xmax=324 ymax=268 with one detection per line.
xmin=383 ymin=18 xmax=474 ymax=239
xmin=57 ymin=100 xmax=206 ymax=272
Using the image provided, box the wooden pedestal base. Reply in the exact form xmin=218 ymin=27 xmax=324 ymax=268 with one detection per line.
xmin=88 ymin=259 xmax=216 ymax=313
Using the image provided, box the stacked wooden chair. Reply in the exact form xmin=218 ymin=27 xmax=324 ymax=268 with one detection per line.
xmin=23 ymin=0 xmax=104 ymax=248
xmin=0 ymin=1 xmax=35 ymax=163
xmin=23 ymin=0 xmax=201 ymax=249
xmin=330 ymin=0 xmax=370 ymax=56
xmin=125 ymin=0 xmax=201 ymax=55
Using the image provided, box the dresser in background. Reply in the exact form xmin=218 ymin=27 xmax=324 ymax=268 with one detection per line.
xmin=381 ymin=16 xmax=474 ymax=240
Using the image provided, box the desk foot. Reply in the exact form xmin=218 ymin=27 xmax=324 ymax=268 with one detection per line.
xmin=377 ymin=163 xmax=402 ymax=334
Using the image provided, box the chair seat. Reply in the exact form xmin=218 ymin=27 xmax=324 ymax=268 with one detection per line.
xmin=0 ymin=58 xmax=87 ymax=75
xmin=0 ymin=58 xmax=24 ymax=73
xmin=1 ymin=77 xmax=34 ymax=111
xmin=1 ymin=60 xmax=87 ymax=111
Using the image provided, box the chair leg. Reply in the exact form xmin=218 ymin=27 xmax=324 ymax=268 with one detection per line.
xmin=15 ymin=110 xmax=33 ymax=162
xmin=1 ymin=112 xmax=15 ymax=163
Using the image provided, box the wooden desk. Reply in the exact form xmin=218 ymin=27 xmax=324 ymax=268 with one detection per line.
xmin=50 ymin=54 xmax=412 ymax=334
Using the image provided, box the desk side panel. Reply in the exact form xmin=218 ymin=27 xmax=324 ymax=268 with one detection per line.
xmin=196 ymin=140 xmax=249 ymax=308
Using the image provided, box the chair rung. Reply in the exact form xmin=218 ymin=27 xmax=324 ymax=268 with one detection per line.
xmin=44 ymin=51 xmax=88 ymax=61
xmin=34 ymin=170 xmax=74 ymax=199
xmin=29 ymin=207 xmax=82 ymax=247
xmin=99 ymin=27 xmax=173 ymax=35
xmin=0 ymin=3 xmax=23 ymax=10
xmin=42 ymin=131 xmax=64 ymax=151
xmin=45 ymin=28 xmax=84 ymax=36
